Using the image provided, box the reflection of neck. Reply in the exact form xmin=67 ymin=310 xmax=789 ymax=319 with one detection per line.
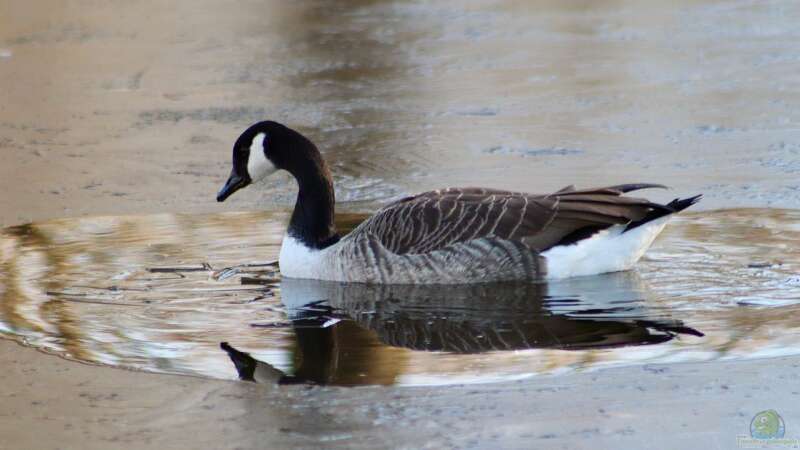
xmin=286 ymin=148 xmax=338 ymax=249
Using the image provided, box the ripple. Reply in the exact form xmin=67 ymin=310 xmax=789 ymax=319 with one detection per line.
xmin=0 ymin=209 xmax=798 ymax=386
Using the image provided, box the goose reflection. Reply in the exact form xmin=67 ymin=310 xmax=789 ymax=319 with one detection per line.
xmin=222 ymin=272 xmax=702 ymax=385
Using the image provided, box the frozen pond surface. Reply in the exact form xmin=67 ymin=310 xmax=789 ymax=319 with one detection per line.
xmin=1 ymin=209 xmax=797 ymax=386
xmin=2 ymin=0 xmax=800 ymax=228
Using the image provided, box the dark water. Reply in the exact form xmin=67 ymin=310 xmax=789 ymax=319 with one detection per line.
xmin=0 ymin=209 xmax=798 ymax=386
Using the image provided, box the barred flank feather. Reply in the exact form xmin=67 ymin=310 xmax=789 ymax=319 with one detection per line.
xmin=315 ymin=185 xmax=699 ymax=283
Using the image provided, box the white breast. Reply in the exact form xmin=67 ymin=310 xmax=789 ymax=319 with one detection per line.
xmin=279 ymin=235 xmax=334 ymax=280
xmin=541 ymin=216 xmax=670 ymax=279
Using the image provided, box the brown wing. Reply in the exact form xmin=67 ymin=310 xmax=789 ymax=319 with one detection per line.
xmin=351 ymin=184 xmax=672 ymax=255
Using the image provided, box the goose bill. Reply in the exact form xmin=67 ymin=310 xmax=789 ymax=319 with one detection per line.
xmin=217 ymin=172 xmax=249 ymax=202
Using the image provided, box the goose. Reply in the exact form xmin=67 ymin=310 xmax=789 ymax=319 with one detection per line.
xmin=217 ymin=121 xmax=700 ymax=284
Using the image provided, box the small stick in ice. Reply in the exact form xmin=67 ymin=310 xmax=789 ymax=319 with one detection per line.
xmin=148 ymin=264 xmax=210 ymax=273
xmin=241 ymin=276 xmax=280 ymax=285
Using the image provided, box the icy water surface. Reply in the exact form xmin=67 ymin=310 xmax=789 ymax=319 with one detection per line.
xmin=0 ymin=209 xmax=798 ymax=386
xmin=3 ymin=0 xmax=800 ymax=225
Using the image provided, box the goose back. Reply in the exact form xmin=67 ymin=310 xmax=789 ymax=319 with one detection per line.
xmin=348 ymin=184 xmax=671 ymax=256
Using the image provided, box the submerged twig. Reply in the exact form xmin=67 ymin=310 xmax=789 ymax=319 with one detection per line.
xmin=241 ymin=260 xmax=279 ymax=268
xmin=148 ymin=264 xmax=211 ymax=273
xmin=250 ymin=321 xmax=292 ymax=328
xmin=140 ymin=273 xmax=186 ymax=280
xmin=45 ymin=291 xmax=141 ymax=307
xmin=241 ymin=277 xmax=281 ymax=285
xmin=747 ymin=261 xmax=781 ymax=269
xmin=156 ymin=286 xmax=267 ymax=293
xmin=212 ymin=267 xmax=241 ymax=281
xmin=70 ymin=285 xmax=149 ymax=293
xmin=212 ymin=260 xmax=279 ymax=281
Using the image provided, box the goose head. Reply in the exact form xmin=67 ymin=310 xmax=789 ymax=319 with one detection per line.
xmin=217 ymin=121 xmax=278 ymax=202
xmin=217 ymin=121 xmax=324 ymax=202
xmin=217 ymin=121 xmax=338 ymax=247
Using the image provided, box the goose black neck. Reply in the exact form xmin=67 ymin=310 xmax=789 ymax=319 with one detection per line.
xmin=284 ymin=140 xmax=339 ymax=250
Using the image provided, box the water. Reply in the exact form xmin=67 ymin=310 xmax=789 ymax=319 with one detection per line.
xmin=1 ymin=209 xmax=797 ymax=386
xmin=2 ymin=0 xmax=800 ymax=226
xmin=2 ymin=0 xmax=800 ymax=387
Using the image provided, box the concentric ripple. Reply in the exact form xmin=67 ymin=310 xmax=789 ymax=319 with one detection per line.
xmin=0 ymin=209 xmax=797 ymax=386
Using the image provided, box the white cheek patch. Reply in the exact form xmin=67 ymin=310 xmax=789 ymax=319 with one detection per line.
xmin=247 ymin=132 xmax=277 ymax=182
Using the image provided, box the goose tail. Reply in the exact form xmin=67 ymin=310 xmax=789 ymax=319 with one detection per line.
xmin=626 ymin=194 xmax=702 ymax=231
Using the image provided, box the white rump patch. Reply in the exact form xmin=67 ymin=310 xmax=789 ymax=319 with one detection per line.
xmin=247 ymin=133 xmax=276 ymax=182
xmin=542 ymin=216 xmax=670 ymax=279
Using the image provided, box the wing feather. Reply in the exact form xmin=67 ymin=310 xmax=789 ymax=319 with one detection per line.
xmin=348 ymin=185 xmax=671 ymax=255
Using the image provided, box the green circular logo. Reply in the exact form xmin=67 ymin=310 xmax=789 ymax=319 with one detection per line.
xmin=750 ymin=410 xmax=785 ymax=439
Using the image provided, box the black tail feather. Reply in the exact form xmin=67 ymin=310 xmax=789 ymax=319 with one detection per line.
xmin=625 ymin=194 xmax=702 ymax=231
xmin=607 ymin=183 xmax=669 ymax=193
xmin=666 ymin=194 xmax=703 ymax=213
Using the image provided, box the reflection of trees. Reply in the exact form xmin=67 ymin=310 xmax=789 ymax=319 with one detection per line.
xmin=0 ymin=212 xmax=290 ymax=377
xmin=240 ymin=0 xmax=419 ymax=202
xmin=647 ymin=209 xmax=800 ymax=357
xmin=0 ymin=223 xmax=86 ymax=359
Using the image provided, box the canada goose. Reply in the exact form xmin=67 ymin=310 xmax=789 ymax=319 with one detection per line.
xmin=217 ymin=121 xmax=700 ymax=284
